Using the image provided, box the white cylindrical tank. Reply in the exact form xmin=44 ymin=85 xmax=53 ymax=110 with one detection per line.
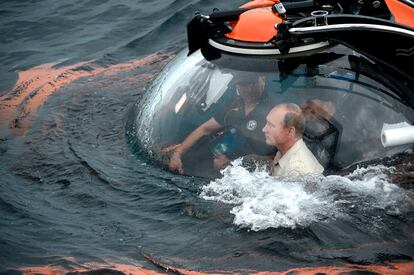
xmin=381 ymin=123 xmax=414 ymax=147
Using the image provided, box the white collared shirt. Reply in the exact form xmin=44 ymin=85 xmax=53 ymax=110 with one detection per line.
xmin=271 ymin=138 xmax=324 ymax=177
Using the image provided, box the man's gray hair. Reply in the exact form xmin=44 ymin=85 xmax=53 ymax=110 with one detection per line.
xmin=282 ymin=103 xmax=305 ymax=138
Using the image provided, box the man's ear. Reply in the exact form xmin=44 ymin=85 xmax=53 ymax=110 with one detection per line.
xmin=257 ymin=76 xmax=265 ymax=92
xmin=288 ymin=127 xmax=296 ymax=138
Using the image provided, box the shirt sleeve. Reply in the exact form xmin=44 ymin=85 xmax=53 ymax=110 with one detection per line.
xmin=213 ymin=106 xmax=227 ymax=126
xmin=213 ymin=95 xmax=240 ymax=127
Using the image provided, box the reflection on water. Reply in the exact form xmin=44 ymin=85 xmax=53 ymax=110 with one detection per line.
xmin=0 ymin=54 xmax=171 ymax=136
xmin=15 ymin=257 xmax=414 ymax=274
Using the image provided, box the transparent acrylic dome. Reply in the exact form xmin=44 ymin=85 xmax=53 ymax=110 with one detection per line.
xmin=134 ymin=47 xmax=413 ymax=178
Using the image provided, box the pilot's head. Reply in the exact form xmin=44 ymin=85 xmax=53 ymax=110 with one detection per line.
xmin=232 ymin=73 xmax=265 ymax=100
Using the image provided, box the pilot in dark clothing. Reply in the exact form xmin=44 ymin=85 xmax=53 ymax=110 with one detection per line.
xmin=213 ymin=91 xmax=276 ymax=159
xmin=163 ymin=74 xmax=277 ymax=177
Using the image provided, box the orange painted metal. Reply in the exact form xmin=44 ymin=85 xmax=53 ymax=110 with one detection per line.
xmin=240 ymin=0 xmax=276 ymax=9
xmin=385 ymin=0 xmax=414 ymax=28
xmin=225 ymin=7 xmax=282 ymax=42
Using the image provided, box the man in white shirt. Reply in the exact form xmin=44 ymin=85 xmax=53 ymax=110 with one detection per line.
xmin=262 ymin=103 xmax=324 ymax=177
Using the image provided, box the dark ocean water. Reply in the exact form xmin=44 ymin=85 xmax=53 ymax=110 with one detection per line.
xmin=1 ymin=0 xmax=414 ymax=274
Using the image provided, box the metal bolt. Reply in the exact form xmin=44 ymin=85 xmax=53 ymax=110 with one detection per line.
xmin=373 ymin=1 xmax=381 ymax=8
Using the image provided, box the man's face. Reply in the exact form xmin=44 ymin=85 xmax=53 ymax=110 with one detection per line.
xmin=236 ymin=83 xmax=257 ymax=97
xmin=262 ymin=107 xmax=291 ymax=147
xmin=302 ymin=99 xmax=335 ymax=120
xmin=235 ymin=76 xmax=265 ymax=99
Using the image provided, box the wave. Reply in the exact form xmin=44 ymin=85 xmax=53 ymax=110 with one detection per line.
xmin=201 ymin=159 xmax=414 ymax=231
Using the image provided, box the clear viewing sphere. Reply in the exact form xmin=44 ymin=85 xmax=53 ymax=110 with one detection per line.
xmin=133 ymin=47 xmax=413 ymax=178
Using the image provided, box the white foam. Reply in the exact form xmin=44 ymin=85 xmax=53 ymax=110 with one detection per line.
xmin=200 ymin=159 xmax=413 ymax=231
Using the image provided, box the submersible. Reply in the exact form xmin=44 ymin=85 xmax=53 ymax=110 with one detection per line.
xmin=133 ymin=0 xmax=414 ymax=178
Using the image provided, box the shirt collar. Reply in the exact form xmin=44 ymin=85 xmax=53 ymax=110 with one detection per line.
xmin=273 ymin=138 xmax=305 ymax=168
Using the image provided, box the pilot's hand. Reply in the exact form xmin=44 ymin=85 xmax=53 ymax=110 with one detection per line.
xmin=162 ymin=144 xmax=184 ymax=174
xmin=161 ymin=143 xmax=181 ymax=154
xmin=169 ymin=151 xmax=184 ymax=174
xmin=213 ymin=150 xmax=230 ymax=169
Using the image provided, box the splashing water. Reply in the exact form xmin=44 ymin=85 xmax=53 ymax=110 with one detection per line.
xmin=201 ymin=159 xmax=413 ymax=231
